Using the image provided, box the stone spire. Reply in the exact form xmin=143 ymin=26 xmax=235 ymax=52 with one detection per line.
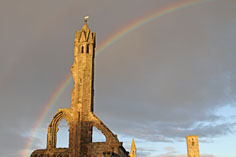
xmin=81 ymin=16 xmax=90 ymax=32
xmin=130 ymin=138 xmax=137 ymax=157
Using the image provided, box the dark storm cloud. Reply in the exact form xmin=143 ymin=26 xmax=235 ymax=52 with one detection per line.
xmin=105 ymin=119 xmax=236 ymax=142
xmin=0 ymin=127 xmax=44 ymax=157
xmin=0 ymin=130 xmax=26 ymax=155
xmin=94 ymin=0 xmax=236 ymax=144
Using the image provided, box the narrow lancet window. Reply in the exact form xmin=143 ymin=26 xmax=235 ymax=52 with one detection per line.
xmin=81 ymin=46 xmax=84 ymax=53
xmin=87 ymin=44 xmax=89 ymax=53
xmin=56 ymin=118 xmax=69 ymax=148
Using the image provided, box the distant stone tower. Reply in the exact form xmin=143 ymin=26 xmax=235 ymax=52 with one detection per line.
xmin=186 ymin=135 xmax=200 ymax=157
xmin=30 ymin=18 xmax=129 ymax=157
xmin=130 ymin=138 xmax=136 ymax=157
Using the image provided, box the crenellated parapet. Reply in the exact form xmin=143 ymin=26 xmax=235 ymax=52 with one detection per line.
xmin=74 ymin=24 xmax=95 ymax=44
xmin=74 ymin=19 xmax=95 ymax=55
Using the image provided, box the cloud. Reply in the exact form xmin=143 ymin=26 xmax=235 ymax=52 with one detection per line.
xmin=156 ymin=154 xmax=186 ymax=157
xmin=136 ymin=147 xmax=156 ymax=157
xmin=163 ymin=146 xmax=176 ymax=153
xmin=0 ymin=127 xmax=44 ymax=157
xmin=103 ymin=116 xmax=236 ymax=143
xmin=155 ymin=147 xmax=215 ymax=157
xmin=154 ymin=146 xmax=183 ymax=157
xmin=155 ymin=154 xmax=215 ymax=157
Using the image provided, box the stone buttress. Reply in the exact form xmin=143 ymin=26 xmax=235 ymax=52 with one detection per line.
xmin=30 ymin=19 xmax=129 ymax=157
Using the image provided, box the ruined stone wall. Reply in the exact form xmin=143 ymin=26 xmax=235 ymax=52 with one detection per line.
xmin=30 ymin=20 xmax=129 ymax=157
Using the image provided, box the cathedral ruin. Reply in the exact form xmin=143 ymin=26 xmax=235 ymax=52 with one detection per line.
xmin=31 ymin=18 xmax=129 ymax=157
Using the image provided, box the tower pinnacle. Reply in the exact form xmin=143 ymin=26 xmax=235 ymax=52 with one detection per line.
xmin=82 ymin=16 xmax=90 ymax=31
xmin=30 ymin=19 xmax=129 ymax=157
xmin=130 ymin=138 xmax=137 ymax=157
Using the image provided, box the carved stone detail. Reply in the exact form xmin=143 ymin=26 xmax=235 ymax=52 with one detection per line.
xmin=30 ymin=20 xmax=129 ymax=157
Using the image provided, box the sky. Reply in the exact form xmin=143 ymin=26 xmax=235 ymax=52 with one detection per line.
xmin=1 ymin=0 xmax=236 ymax=156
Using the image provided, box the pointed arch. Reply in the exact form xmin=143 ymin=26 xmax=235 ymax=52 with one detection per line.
xmin=80 ymin=31 xmax=86 ymax=42
xmin=47 ymin=109 xmax=73 ymax=150
xmin=92 ymin=126 xmax=106 ymax=142
xmin=90 ymin=113 xmax=120 ymax=144
xmin=56 ymin=118 xmax=69 ymax=148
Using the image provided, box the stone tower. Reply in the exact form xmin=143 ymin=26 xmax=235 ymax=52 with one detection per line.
xmin=130 ymin=138 xmax=136 ymax=157
xmin=30 ymin=18 xmax=129 ymax=157
xmin=186 ymin=135 xmax=200 ymax=157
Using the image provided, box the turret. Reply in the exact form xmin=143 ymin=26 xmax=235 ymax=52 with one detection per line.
xmin=71 ymin=17 xmax=96 ymax=113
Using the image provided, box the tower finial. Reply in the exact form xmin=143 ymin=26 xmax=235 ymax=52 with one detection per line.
xmin=130 ymin=138 xmax=136 ymax=157
xmin=84 ymin=16 xmax=89 ymax=22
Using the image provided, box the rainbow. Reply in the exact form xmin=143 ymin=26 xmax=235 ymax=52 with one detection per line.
xmin=22 ymin=0 xmax=215 ymax=156
xmin=22 ymin=74 xmax=72 ymax=156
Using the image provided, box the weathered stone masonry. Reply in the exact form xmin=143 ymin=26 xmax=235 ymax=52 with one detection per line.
xmin=186 ymin=135 xmax=200 ymax=157
xmin=31 ymin=19 xmax=129 ymax=157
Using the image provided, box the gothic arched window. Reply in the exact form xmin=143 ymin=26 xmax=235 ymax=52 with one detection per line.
xmin=87 ymin=44 xmax=90 ymax=53
xmin=81 ymin=46 xmax=84 ymax=53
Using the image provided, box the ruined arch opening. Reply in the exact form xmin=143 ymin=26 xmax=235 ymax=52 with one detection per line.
xmin=56 ymin=118 xmax=69 ymax=148
xmin=92 ymin=126 xmax=106 ymax=142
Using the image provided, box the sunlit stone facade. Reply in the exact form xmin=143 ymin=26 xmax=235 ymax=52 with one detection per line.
xmin=30 ymin=19 xmax=129 ymax=157
xmin=186 ymin=135 xmax=200 ymax=157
